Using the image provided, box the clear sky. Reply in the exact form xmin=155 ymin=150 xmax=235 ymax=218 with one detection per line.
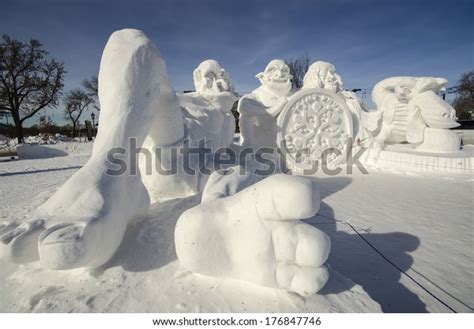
xmin=1 ymin=0 xmax=473 ymax=126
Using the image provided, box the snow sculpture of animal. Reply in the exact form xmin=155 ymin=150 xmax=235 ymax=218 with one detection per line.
xmin=367 ymin=77 xmax=460 ymax=153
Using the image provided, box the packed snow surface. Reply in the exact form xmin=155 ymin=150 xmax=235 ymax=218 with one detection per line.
xmin=0 ymin=143 xmax=472 ymax=313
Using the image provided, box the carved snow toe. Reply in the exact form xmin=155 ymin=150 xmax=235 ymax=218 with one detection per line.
xmin=0 ymin=219 xmax=45 ymax=263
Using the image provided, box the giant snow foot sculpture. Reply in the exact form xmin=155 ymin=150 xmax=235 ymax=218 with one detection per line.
xmin=0 ymin=29 xmax=331 ymax=296
xmin=176 ymin=173 xmax=330 ymax=296
xmin=1 ymin=30 xmax=159 ymax=268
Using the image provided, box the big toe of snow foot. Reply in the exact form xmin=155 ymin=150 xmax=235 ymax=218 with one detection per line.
xmin=38 ymin=219 xmax=127 ymax=270
xmin=38 ymin=223 xmax=93 ymax=270
xmin=38 ymin=220 xmax=119 ymax=270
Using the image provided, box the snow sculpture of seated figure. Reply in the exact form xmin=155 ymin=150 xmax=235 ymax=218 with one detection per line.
xmin=139 ymin=59 xmax=238 ymax=201
xmin=0 ymin=29 xmax=330 ymax=296
xmin=367 ymin=77 xmax=460 ymax=153
xmin=238 ymin=59 xmax=293 ymax=151
xmin=302 ymin=61 xmax=372 ymax=146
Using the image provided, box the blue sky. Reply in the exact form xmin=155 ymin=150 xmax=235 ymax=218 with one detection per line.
xmin=1 ymin=0 xmax=473 ymax=126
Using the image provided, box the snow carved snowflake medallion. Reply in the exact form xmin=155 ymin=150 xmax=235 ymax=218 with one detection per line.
xmin=277 ymin=88 xmax=353 ymax=175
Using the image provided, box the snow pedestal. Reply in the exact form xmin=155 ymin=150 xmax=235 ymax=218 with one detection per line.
xmin=416 ymin=127 xmax=461 ymax=153
xmin=364 ymin=143 xmax=473 ymax=175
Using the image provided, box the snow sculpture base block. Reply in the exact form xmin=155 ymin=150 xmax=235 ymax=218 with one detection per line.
xmin=366 ymin=144 xmax=473 ymax=175
xmin=416 ymin=128 xmax=461 ymax=153
xmin=277 ymin=88 xmax=353 ymax=175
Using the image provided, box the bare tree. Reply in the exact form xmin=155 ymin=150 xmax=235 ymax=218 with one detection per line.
xmin=452 ymin=70 xmax=474 ymax=120
xmin=0 ymin=34 xmax=65 ymax=143
xmin=286 ymin=53 xmax=312 ymax=89
xmin=82 ymin=75 xmax=99 ymax=111
xmin=64 ymin=89 xmax=93 ymax=137
xmin=38 ymin=115 xmax=55 ymax=134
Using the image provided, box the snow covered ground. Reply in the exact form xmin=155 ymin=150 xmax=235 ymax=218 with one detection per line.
xmin=0 ymin=143 xmax=472 ymax=313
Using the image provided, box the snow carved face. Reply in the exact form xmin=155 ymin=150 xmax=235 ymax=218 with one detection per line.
xmin=394 ymin=78 xmax=417 ymax=103
xmin=193 ymin=60 xmax=237 ymax=110
xmin=303 ymin=61 xmax=343 ymax=93
xmin=194 ymin=60 xmax=234 ymax=95
xmin=256 ymin=59 xmax=293 ymax=96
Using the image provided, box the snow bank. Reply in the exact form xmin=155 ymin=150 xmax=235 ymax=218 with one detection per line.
xmin=23 ymin=133 xmax=76 ymax=145
xmin=0 ymin=134 xmax=93 ymax=159
xmin=16 ymin=142 xmax=93 ymax=159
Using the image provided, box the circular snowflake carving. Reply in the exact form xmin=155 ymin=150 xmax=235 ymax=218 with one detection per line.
xmin=277 ymin=88 xmax=353 ymax=175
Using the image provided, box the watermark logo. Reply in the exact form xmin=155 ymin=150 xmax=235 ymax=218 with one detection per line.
xmin=105 ymin=137 xmax=368 ymax=177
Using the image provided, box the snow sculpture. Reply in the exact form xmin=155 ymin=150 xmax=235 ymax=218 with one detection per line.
xmin=274 ymin=61 xmax=361 ymax=174
xmin=367 ymin=77 xmax=461 ymax=153
xmin=0 ymin=29 xmax=330 ymax=296
xmin=177 ymin=172 xmax=331 ymax=297
xmin=237 ymin=59 xmax=293 ymax=150
xmin=139 ymin=58 xmax=238 ymax=201
xmin=302 ymin=61 xmax=371 ymax=145
xmin=302 ymin=61 xmax=344 ymax=93
xmin=276 ymin=88 xmax=353 ymax=174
